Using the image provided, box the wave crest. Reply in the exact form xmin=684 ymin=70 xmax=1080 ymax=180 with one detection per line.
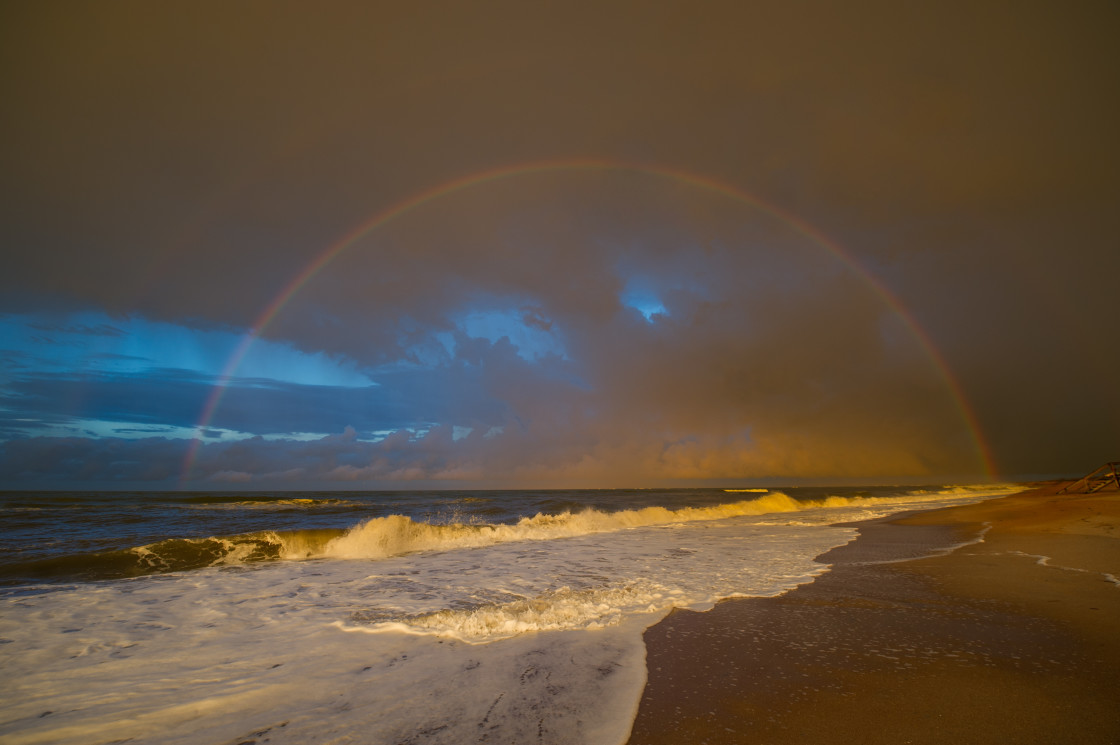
xmin=3 ymin=487 xmax=1021 ymax=585
xmin=188 ymin=497 xmax=358 ymax=510
xmin=314 ymin=492 xmax=864 ymax=561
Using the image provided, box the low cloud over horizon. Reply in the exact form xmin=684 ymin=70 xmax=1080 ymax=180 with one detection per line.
xmin=2 ymin=2 xmax=1117 ymax=488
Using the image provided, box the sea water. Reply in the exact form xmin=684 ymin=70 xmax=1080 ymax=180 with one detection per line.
xmin=0 ymin=485 xmax=1019 ymax=744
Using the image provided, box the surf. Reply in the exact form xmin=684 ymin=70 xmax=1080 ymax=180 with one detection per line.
xmin=0 ymin=487 xmax=1022 ymax=587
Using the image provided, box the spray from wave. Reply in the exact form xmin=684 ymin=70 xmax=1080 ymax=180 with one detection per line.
xmin=306 ymin=488 xmax=1017 ymax=561
xmin=1 ymin=487 xmax=1020 ymax=585
xmin=312 ymin=493 xmax=802 ymax=560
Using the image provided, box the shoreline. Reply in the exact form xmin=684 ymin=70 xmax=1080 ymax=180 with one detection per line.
xmin=625 ymin=483 xmax=1120 ymax=744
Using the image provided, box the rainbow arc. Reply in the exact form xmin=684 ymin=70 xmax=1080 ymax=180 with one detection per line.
xmin=180 ymin=159 xmax=997 ymax=484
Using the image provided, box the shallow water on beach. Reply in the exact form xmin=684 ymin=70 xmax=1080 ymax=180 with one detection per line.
xmin=0 ymin=485 xmax=1020 ymax=744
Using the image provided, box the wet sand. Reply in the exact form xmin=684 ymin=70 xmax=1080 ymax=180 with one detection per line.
xmin=626 ymin=483 xmax=1120 ymax=744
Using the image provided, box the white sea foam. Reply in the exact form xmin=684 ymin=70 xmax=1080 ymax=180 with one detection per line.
xmin=307 ymin=490 xmax=1005 ymax=562
xmin=1006 ymin=550 xmax=1120 ymax=587
xmin=0 ymin=485 xmax=1020 ymax=745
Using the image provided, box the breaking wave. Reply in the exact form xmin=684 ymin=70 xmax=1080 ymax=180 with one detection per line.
xmin=1 ymin=488 xmax=1020 ymax=585
xmin=307 ymin=489 xmax=1023 ymax=560
xmin=317 ymin=493 xmax=802 ymax=560
xmin=186 ymin=497 xmax=359 ymax=510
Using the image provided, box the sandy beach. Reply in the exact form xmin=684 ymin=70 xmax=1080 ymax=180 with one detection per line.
xmin=626 ymin=482 xmax=1120 ymax=744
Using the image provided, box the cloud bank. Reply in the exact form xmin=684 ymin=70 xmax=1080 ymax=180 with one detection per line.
xmin=1 ymin=2 xmax=1117 ymax=486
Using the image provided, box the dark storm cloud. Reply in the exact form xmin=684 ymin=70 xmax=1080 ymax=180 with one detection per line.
xmin=25 ymin=322 xmax=126 ymax=338
xmin=0 ymin=369 xmax=210 ymax=435
xmin=1 ymin=1 xmax=1117 ymax=484
xmin=0 ymin=429 xmax=462 ymax=488
xmin=0 ymin=365 xmax=507 ymax=439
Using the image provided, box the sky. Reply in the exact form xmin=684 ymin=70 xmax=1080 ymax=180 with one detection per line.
xmin=1 ymin=1 xmax=1117 ymax=490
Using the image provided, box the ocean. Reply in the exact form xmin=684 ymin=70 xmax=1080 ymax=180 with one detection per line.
xmin=0 ymin=485 xmax=1019 ymax=744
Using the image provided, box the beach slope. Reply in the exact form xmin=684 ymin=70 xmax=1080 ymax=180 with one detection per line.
xmin=626 ymin=484 xmax=1120 ymax=744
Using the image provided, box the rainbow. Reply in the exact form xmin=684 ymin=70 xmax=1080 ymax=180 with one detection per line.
xmin=179 ymin=158 xmax=997 ymax=484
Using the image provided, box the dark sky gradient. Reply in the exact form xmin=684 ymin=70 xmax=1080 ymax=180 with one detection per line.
xmin=1 ymin=1 xmax=1117 ymax=488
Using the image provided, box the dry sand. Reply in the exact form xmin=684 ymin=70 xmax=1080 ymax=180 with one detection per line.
xmin=626 ymin=483 xmax=1120 ymax=744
